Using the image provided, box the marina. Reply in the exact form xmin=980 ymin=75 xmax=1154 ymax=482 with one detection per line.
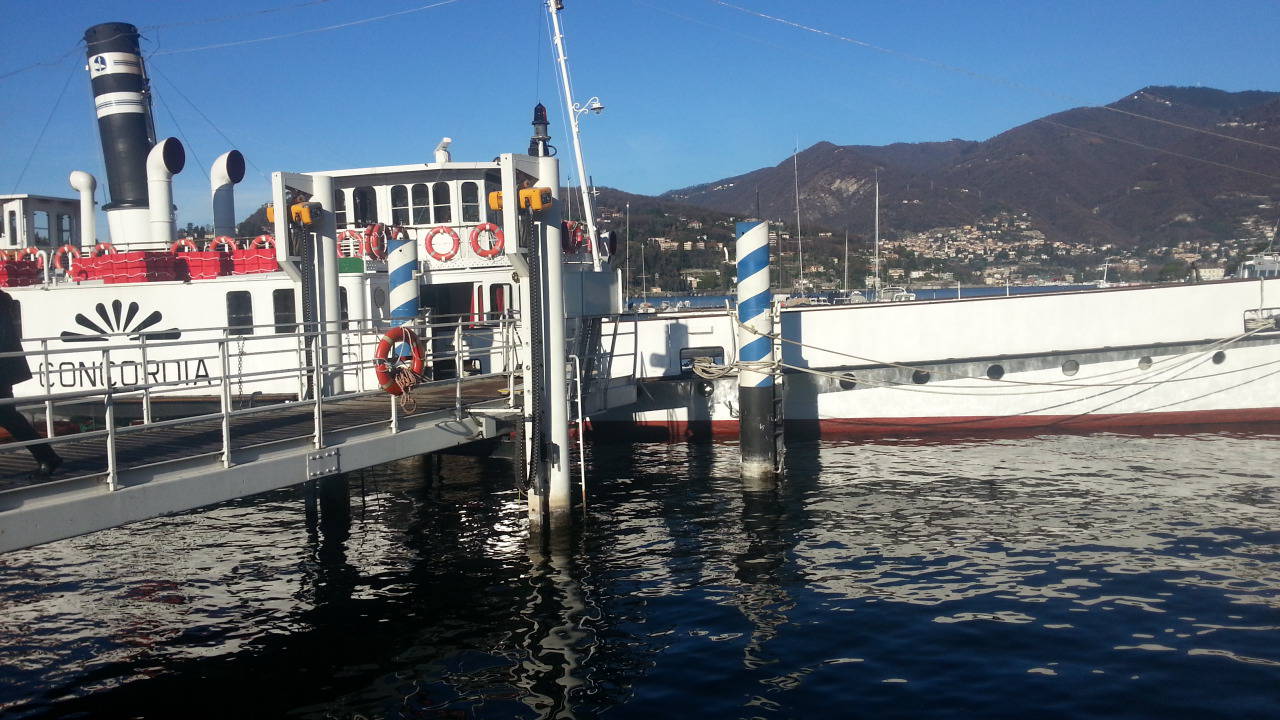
xmin=2 ymin=0 xmax=1279 ymax=717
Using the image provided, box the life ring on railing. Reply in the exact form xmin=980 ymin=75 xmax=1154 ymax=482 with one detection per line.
xmin=92 ymin=241 xmax=118 ymax=256
xmin=377 ymin=225 xmax=409 ymax=258
xmin=337 ymin=229 xmax=363 ymax=257
xmin=170 ymin=238 xmax=198 ymax=253
xmin=373 ymin=326 xmax=425 ymax=396
xmin=251 ymin=234 xmax=275 ymax=249
xmin=206 ymin=236 xmax=237 ymax=252
xmin=362 ymin=224 xmax=388 ymax=260
xmin=561 ymin=221 xmax=586 ymax=253
xmin=53 ymin=244 xmax=80 ymax=270
xmin=16 ymin=247 xmax=43 ymax=267
xmin=469 ymin=223 xmax=504 ymax=258
xmin=424 ymin=226 xmax=460 ymax=262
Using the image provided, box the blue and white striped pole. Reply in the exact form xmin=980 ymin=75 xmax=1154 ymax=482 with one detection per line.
xmin=388 ymin=227 xmax=420 ymax=357
xmin=735 ymin=221 xmax=777 ymax=479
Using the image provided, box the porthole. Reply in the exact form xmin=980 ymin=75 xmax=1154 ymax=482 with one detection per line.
xmin=1212 ymin=351 xmax=1226 ymax=365
xmin=1061 ymin=359 xmax=1079 ymax=376
xmin=838 ymin=374 xmax=857 ymax=391
xmin=1138 ymin=356 xmax=1153 ymax=370
xmin=696 ymin=380 xmax=714 ymax=397
xmin=912 ymin=370 xmax=931 ymax=385
xmin=986 ymin=364 xmax=1005 ymax=381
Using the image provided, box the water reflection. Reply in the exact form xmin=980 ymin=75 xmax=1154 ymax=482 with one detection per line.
xmin=1 ymin=431 xmax=1279 ymax=718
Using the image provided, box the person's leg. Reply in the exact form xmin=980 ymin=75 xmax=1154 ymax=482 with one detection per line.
xmin=0 ymin=384 xmax=59 ymax=467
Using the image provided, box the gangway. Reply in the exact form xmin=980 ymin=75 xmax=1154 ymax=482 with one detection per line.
xmin=0 ymin=314 xmax=523 ymax=553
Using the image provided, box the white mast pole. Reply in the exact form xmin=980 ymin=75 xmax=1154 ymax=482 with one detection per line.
xmin=873 ymin=171 xmax=881 ymax=296
xmin=793 ymin=140 xmax=803 ymax=290
xmin=843 ymin=229 xmax=848 ymax=293
xmin=547 ymin=0 xmax=601 ymax=271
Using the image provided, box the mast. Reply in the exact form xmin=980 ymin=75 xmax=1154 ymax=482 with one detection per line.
xmin=873 ymin=170 xmax=881 ymax=295
xmin=547 ymin=0 xmax=602 ymax=270
xmin=793 ymin=140 xmax=803 ymax=290
xmin=843 ymin=229 xmax=849 ymax=293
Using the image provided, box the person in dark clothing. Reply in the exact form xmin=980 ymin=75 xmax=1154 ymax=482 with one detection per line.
xmin=0 ymin=289 xmax=61 ymax=475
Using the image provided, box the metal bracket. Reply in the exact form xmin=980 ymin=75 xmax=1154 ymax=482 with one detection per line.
xmin=306 ymin=449 xmax=340 ymax=479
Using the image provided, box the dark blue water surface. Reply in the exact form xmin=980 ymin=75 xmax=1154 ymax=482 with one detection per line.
xmin=3 ymin=430 xmax=1280 ymax=718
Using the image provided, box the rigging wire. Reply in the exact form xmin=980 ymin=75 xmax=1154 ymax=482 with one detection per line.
xmin=151 ymin=87 xmax=206 ymax=186
xmin=9 ymin=57 xmax=79 ymax=193
xmin=147 ymin=61 xmax=268 ymax=181
xmin=139 ymin=0 xmax=339 ymax=31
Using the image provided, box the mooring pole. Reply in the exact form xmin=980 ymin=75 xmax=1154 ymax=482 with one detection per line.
xmin=735 ymin=221 xmax=777 ymax=483
xmin=538 ymin=154 xmax=574 ymax=529
xmin=387 ymin=214 xmax=420 ymax=355
xmin=312 ymin=174 xmax=343 ymax=395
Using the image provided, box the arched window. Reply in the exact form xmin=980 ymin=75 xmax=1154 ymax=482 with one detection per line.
xmin=461 ymin=181 xmax=480 ymax=223
xmin=432 ymin=182 xmax=451 ymax=224
xmin=334 ymin=190 xmax=348 ymax=228
xmin=411 ymin=184 xmax=430 ymax=224
xmin=353 ymin=186 xmax=376 ymax=225
xmin=391 ymin=185 xmax=409 ymax=225
xmin=56 ymin=214 xmax=73 ymax=244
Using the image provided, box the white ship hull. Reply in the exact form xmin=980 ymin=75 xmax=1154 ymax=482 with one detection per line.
xmin=596 ymin=279 xmax=1280 ymax=437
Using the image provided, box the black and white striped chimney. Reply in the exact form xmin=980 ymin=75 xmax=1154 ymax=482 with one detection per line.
xmin=84 ymin=22 xmax=156 ymax=242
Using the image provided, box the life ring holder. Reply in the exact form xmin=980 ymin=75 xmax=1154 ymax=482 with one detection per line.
xmin=469 ymin=223 xmax=505 ymax=258
xmin=424 ymin=226 xmax=461 ymax=262
xmin=251 ymin=234 xmax=275 ymax=249
xmin=170 ymin=238 xmax=198 ymax=253
xmin=53 ymin=244 xmax=80 ymax=271
xmin=373 ymin=326 xmax=426 ymax=397
xmin=92 ymin=241 xmax=118 ymax=256
xmin=362 ymin=224 xmax=388 ymax=260
xmin=206 ymin=236 xmax=237 ymax=252
xmin=338 ymin=229 xmax=363 ymax=257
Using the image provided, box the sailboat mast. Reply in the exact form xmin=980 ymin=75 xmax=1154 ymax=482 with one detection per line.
xmin=547 ymin=0 xmax=601 ymax=270
xmin=843 ymin=229 xmax=849 ymax=292
xmin=794 ymin=141 xmax=803 ymax=289
xmin=873 ymin=171 xmax=881 ymax=293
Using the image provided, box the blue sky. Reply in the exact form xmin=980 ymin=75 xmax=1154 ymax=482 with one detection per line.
xmin=2 ymin=0 xmax=1278 ymax=226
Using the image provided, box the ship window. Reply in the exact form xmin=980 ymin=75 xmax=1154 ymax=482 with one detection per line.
xmin=56 ymin=214 xmax=73 ymax=244
xmin=1062 ymin=359 xmax=1079 ymax=376
xmin=432 ymin=182 xmax=452 ymax=224
xmin=32 ymin=211 xmax=49 ymax=244
xmin=838 ymin=373 xmax=857 ymax=390
xmin=679 ymin=346 xmax=724 ymax=374
xmin=391 ymin=185 xmax=409 ymax=226
xmin=7 ymin=211 xmax=17 ymax=243
xmin=226 ymin=291 xmax=254 ymax=335
xmin=461 ymin=181 xmax=480 ymax=223
xmin=986 ymin=364 xmax=1004 ymax=381
xmin=911 ymin=369 xmax=930 ymax=384
xmin=272 ymin=289 xmax=296 ymax=334
xmin=334 ymin=190 xmax=348 ymax=229
xmin=340 ymin=287 xmax=348 ymax=324
xmin=411 ymin=184 xmax=430 ymax=225
xmin=1138 ymin=356 xmax=1153 ymax=370
xmin=489 ymin=283 xmax=511 ymax=316
xmin=353 ymin=186 xmax=377 ymax=225
xmin=1212 ymin=350 xmax=1226 ymax=365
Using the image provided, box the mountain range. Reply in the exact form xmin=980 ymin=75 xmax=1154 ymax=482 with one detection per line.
xmin=656 ymin=86 xmax=1280 ymax=247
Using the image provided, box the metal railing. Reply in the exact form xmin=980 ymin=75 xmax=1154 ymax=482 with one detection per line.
xmin=0 ymin=311 xmax=522 ymax=488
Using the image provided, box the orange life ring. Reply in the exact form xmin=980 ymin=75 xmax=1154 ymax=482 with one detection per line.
xmin=424 ymin=226 xmax=461 ymax=262
xmin=206 ymin=236 xmax=237 ymax=252
xmin=16 ymin=247 xmax=43 ymax=267
xmin=469 ymin=223 xmax=504 ymax=258
xmin=380 ymin=225 xmax=410 ymax=257
xmin=251 ymin=234 xmax=275 ymax=249
xmin=92 ymin=241 xmax=118 ymax=256
xmin=338 ymin=229 xmax=363 ymax=257
xmin=373 ymin=326 xmax=425 ymax=396
xmin=170 ymin=238 xmax=198 ymax=253
xmin=53 ymin=245 xmax=80 ymax=270
xmin=362 ymin=224 xmax=388 ymax=260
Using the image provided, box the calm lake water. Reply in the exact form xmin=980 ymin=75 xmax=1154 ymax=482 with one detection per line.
xmin=3 ymin=429 xmax=1279 ymax=718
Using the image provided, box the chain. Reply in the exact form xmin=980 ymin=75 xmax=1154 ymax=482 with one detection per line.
xmin=235 ymin=335 xmax=246 ymax=402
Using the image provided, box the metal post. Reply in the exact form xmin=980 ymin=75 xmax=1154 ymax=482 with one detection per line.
xmin=313 ymin=174 xmax=344 ymax=395
xmin=218 ymin=331 xmax=232 ymax=468
xmin=454 ymin=322 xmax=464 ymax=421
xmin=387 ymin=218 xmax=420 ymax=368
xmin=41 ymin=339 xmax=54 ymax=440
xmin=103 ymin=347 xmax=118 ymax=491
xmin=538 ymin=154 xmax=573 ymax=527
xmin=139 ymin=333 xmax=152 ymax=424
xmin=313 ymin=327 xmax=325 ymax=449
xmin=735 ymin=221 xmax=777 ymax=484
xmin=569 ymin=354 xmax=587 ymax=514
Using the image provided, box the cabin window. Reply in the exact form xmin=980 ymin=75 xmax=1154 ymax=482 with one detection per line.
xmin=461 ymin=181 xmax=480 ymax=223
xmin=56 ymin=214 xmax=73 ymax=244
xmin=1138 ymin=356 xmax=1153 ymax=370
xmin=32 ymin=211 xmax=49 ymax=244
xmin=679 ymin=346 xmax=724 ymax=374
xmin=489 ymin=283 xmax=511 ymax=316
xmin=912 ymin=369 xmax=931 ymax=384
xmin=272 ymin=289 xmax=296 ymax=334
xmin=7 ymin=211 xmax=17 ymax=243
xmin=353 ymin=186 xmax=377 ymax=225
xmin=1213 ymin=350 xmax=1226 ymax=364
xmin=340 ymin=287 xmax=349 ymax=324
xmin=1061 ymin=359 xmax=1079 ymax=376
xmin=986 ymin=364 xmax=1005 ymax=381
xmin=226 ymin=291 xmax=254 ymax=335
xmin=411 ymin=184 xmax=430 ymax=224
xmin=391 ymin=185 xmax=410 ymax=225
xmin=334 ymin=190 xmax=348 ymax=229
xmin=432 ymin=182 xmax=452 ymax=224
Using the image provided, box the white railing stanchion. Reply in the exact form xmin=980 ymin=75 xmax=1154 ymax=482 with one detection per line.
xmin=454 ymin=321 xmax=464 ymax=421
xmin=295 ymin=325 xmax=307 ymax=402
xmin=569 ymin=354 xmax=586 ymax=513
xmin=103 ymin=347 xmax=118 ymax=491
xmin=41 ymin=338 xmax=54 ymax=440
xmin=218 ymin=330 xmax=233 ymax=468
xmin=139 ymin=333 xmax=152 ymax=425
xmin=313 ymin=323 xmax=325 ymax=448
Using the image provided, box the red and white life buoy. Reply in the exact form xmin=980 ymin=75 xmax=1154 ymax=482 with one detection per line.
xmin=362 ymin=224 xmax=388 ymax=260
xmin=377 ymin=225 xmax=410 ymax=258
xmin=251 ymin=234 xmax=275 ymax=249
xmin=338 ymin=229 xmax=363 ymax=257
xmin=15 ymin=247 xmax=43 ymax=267
xmin=170 ymin=238 xmax=198 ymax=253
xmin=206 ymin=236 xmax=237 ymax=252
xmin=424 ymin=226 xmax=461 ymax=262
xmin=92 ymin=241 xmax=118 ymax=256
xmin=373 ymin=326 xmax=425 ymax=396
xmin=53 ymin=245 xmax=80 ymax=270
xmin=469 ymin=223 xmax=504 ymax=258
